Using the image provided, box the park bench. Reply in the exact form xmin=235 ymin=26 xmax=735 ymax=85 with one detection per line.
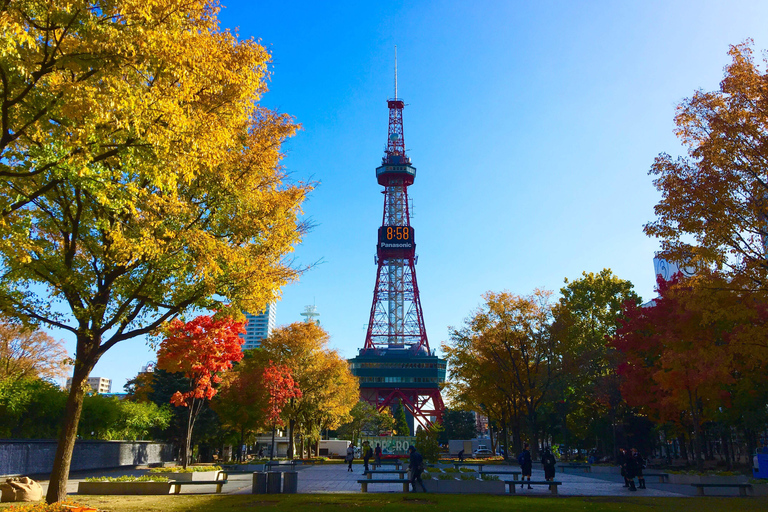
xmin=559 ymin=464 xmax=591 ymax=473
xmin=265 ymin=460 xmax=297 ymax=471
xmin=504 ymin=480 xmax=562 ymax=495
xmin=357 ymin=479 xmax=410 ymax=492
xmin=453 ymin=462 xmax=485 ymax=471
xmin=479 ymin=470 xmax=521 ymax=480
xmin=363 ymin=469 xmax=408 ymax=479
xmin=690 ymin=483 xmax=753 ymax=497
xmin=169 ymin=472 xmax=228 ymax=494
xmin=642 ymin=472 xmax=669 ymax=483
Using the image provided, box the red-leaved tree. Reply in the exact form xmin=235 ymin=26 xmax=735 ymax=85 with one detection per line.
xmin=610 ymin=276 xmax=738 ymax=470
xmin=264 ymin=362 xmax=301 ymax=460
xmin=157 ymin=314 xmax=245 ymax=467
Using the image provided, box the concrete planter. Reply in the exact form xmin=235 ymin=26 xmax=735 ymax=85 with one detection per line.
xmin=589 ymin=465 xmax=621 ymax=475
xmin=77 ymin=481 xmax=171 ymax=495
xmin=752 ymin=484 xmax=768 ymax=497
xmin=668 ymin=474 xmax=747 ymax=485
xmin=224 ymin=464 xmax=262 ymax=472
xmin=423 ymin=478 xmax=505 ymax=494
xmin=152 ymin=470 xmax=221 ymax=482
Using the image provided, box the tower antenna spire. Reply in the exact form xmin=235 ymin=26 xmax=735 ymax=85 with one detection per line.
xmin=394 ymin=45 xmax=398 ymax=99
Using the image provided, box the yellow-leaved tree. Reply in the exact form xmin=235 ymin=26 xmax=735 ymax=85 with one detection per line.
xmin=261 ymin=322 xmax=358 ymax=458
xmin=0 ymin=0 xmax=310 ymax=502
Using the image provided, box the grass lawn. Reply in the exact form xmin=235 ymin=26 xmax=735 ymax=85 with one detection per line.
xmin=1 ymin=495 xmax=766 ymax=512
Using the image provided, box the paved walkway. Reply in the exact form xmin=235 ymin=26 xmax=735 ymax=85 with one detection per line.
xmin=33 ymin=463 xmax=697 ymax=497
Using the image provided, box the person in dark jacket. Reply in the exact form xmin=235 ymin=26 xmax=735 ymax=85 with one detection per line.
xmin=374 ymin=443 xmax=382 ymax=469
xmin=623 ymin=448 xmax=638 ymax=491
xmin=541 ymin=447 xmax=557 ymax=481
xmin=458 ymin=449 xmax=465 ymax=462
xmin=632 ymin=448 xmax=646 ymax=489
xmin=518 ymin=443 xmax=533 ymax=489
xmin=408 ymin=446 xmax=427 ymax=492
xmin=617 ymin=448 xmax=630 ymax=487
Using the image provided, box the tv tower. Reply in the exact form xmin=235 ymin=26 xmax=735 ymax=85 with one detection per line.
xmin=349 ymin=49 xmax=446 ymax=434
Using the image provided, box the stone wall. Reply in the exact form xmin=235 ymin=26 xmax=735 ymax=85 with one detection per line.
xmin=0 ymin=440 xmax=174 ymax=477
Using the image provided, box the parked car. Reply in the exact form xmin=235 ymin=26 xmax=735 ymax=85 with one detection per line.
xmin=473 ymin=445 xmax=493 ymax=457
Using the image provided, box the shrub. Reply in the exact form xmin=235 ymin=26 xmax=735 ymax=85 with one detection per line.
xmin=150 ymin=465 xmax=221 ymax=473
xmin=84 ymin=475 xmax=169 ymax=482
xmin=459 ymin=467 xmax=474 ymax=473
xmin=459 ymin=473 xmax=477 ymax=480
xmin=437 ymin=473 xmax=455 ymax=480
xmin=481 ymin=474 xmax=500 ymax=481
xmin=421 ymin=471 xmax=433 ymax=480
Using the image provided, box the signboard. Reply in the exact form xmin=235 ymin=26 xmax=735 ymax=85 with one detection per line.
xmin=653 ymin=255 xmax=696 ymax=281
xmin=360 ymin=436 xmax=416 ymax=456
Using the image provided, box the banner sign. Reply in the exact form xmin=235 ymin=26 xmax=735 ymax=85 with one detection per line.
xmin=360 ymin=436 xmax=416 ymax=456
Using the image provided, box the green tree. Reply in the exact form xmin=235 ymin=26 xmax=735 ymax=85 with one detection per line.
xmin=393 ymin=399 xmax=410 ymax=436
xmin=0 ymin=377 xmax=66 ymax=438
xmin=553 ymin=269 xmax=640 ymax=457
xmin=414 ymin=423 xmax=443 ymax=463
xmin=0 ymin=1 xmax=309 ymax=501
xmin=439 ymin=409 xmax=477 ymax=443
xmin=336 ymin=401 xmax=396 ymax=445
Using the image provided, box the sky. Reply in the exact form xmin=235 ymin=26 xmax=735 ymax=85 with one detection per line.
xmin=66 ymin=0 xmax=768 ymax=391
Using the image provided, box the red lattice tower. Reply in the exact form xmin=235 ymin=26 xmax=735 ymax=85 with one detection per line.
xmin=349 ymin=68 xmax=445 ymax=433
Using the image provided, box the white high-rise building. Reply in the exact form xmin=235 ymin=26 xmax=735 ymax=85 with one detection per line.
xmin=65 ymin=377 xmax=112 ymax=394
xmin=241 ymin=303 xmax=276 ymax=350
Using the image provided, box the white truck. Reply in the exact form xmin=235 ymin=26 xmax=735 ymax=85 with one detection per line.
xmin=318 ymin=439 xmax=351 ymax=458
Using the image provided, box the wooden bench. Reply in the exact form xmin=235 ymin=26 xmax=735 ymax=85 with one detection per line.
xmin=690 ymin=483 xmax=753 ymax=497
xmin=453 ymin=462 xmax=484 ymax=471
xmin=642 ymin=472 xmax=669 ymax=483
xmin=479 ymin=470 xmax=521 ymax=480
xmin=559 ymin=464 xmax=591 ymax=473
xmin=504 ymin=480 xmax=561 ymax=495
xmin=169 ymin=479 xmax=228 ymax=494
xmin=357 ymin=479 xmax=410 ymax=492
xmin=375 ymin=461 xmax=403 ymax=470
xmin=364 ymin=469 xmax=408 ymax=479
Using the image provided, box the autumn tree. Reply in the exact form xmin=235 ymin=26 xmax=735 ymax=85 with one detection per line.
xmin=0 ymin=1 xmax=309 ymax=502
xmin=212 ymin=349 xmax=301 ymax=458
xmin=260 ymin=322 xmax=358 ymax=458
xmin=156 ymin=314 xmax=245 ymax=468
xmin=444 ymin=289 xmax=560 ymax=457
xmin=610 ymin=276 xmax=746 ymax=470
xmin=263 ymin=362 xmax=301 ymax=460
xmin=645 ymin=40 xmax=768 ymax=294
xmin=0 ymin=318 xmax=70 ymax=383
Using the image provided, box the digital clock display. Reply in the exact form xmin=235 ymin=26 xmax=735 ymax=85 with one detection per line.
xmin=380 ymin=225 xmax=412 ymax=242
xmin=378 ymin=226 xmax=416 ymax=256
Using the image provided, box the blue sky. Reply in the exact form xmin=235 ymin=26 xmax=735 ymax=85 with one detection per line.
xmin=76 ymin=0 xmax=768 ymax=390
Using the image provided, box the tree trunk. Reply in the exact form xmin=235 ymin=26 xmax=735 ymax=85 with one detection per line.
xmin=270 ymin=426 xmax=276 ymax=460
xmin=184 ymin=402 xmax=195 ymax=469
xmin=45 ymin=362 xmax=91 ymax=503
xmin=287 ymin=419 xmax=295 ymax=459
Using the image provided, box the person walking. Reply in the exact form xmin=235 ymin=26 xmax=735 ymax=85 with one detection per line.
xmin=345 ymin=444 xmax=355 ymax=472
xmin=632 ymin=448 xmax=646 ymax=490
xmin=623 ymin=448 xmax=638 ymax=491
xmin=408 ymin=445 xmax=427 ymax=492
xmin=362 ymin=441 xmax=372 ymax=473
xmin=541 ymin=447 xmax=557 ymax=482
xmin=374 ymin=443 xmax=382 ymax=469
xmin=518 ymin=443 xmax=533 ymax=489
xmin=458 ymin=449 xmax=464 ymax=462
xmin=618 ymin=448 xmax=630 ymax=487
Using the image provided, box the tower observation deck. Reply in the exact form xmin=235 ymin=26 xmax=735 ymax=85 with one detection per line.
xmin=348 ymin=73 xmax=446 ymax=433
